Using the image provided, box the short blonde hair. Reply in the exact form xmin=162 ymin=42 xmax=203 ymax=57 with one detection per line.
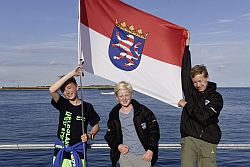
xmin=114 ymin=81 xmax=133 ymax=96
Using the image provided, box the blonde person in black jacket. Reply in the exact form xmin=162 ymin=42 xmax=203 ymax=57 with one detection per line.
xmin=178 ymin=31 xmax=223 ymax=167
xmin=104 ymin=81 xmax=160 ymax=167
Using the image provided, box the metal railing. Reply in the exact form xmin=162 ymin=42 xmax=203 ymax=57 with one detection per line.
xmin=1 ymin=143 xmax=250 ymax=150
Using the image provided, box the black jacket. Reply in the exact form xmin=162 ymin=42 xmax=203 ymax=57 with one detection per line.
xmin=180 ymin=46 xmax=223 ymax=144
xmin=104 ymin=99 xmax=160 ymax=166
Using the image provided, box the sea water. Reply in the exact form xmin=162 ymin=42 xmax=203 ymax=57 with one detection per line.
xmin=0 ymin=88 xmax=249 ymax=166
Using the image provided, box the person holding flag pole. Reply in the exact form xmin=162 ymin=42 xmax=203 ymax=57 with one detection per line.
xmin=49 ymin=65 xmax=100 ymax=167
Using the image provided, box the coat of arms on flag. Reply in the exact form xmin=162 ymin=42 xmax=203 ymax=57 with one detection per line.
xmin=108 ymin=19 xmax=148 ymax=71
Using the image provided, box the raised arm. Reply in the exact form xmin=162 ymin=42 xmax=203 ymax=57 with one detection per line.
xmin=49 ymin=66 xmax=83 ymax=102
xmin=181 ymin=31 xmax=193 ymax=99
xmin=178 ymin=31 xmax=193 ymax=107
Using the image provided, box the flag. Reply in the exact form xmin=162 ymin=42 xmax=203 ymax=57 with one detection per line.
xmin=78 ymin=0 xmax=188 ymax=107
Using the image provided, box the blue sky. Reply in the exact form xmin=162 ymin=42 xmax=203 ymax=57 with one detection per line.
xmin=0 ymin=0 xmax=250 ymax=87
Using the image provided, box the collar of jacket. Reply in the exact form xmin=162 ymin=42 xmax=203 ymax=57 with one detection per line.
xmin=195 ymin=81 xmax=217 ymax=95
xmin=203 ymin=81 xmax=217 ymax=94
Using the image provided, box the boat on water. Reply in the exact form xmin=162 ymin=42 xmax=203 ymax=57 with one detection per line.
xmin=101 ymin=92 xmax=115 ymax=95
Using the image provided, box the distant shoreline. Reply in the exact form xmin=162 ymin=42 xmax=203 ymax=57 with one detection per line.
xmin=0 ymin=85 xmax=114 ymax=90
xmin=0 ymin=86 xmax=249 ymax=91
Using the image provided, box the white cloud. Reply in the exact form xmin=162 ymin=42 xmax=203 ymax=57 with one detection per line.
xmin=10 ymin=41 xmax=75 ymax=54
xmin=60 ymin=33 xmax=77 ymax=39
xmin=193 ymin=31 xmax=231 ymax=37
xmin=240 ymin=12 xmax=250 ymax=17
xmin=218 ymin=19 xmax=235 ymax=23
xmin=205 ymin=19 xmax=235 ymax=26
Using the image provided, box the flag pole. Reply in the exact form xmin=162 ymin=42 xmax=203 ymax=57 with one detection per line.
xmin=79 ymin=70 xmax=86 ymax=160
xmin=78 ymin=0 xmax=87 ymax=166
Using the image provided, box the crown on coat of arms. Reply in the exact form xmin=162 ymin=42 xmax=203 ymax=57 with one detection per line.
xmin=115 ymin=19 xmax=148 ymax=39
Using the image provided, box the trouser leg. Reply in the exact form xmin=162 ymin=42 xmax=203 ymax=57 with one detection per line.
xmin=181 ymin=137 xmax=198 ymax=167
xmin=119 ymin=154 xmax=132 ymax=167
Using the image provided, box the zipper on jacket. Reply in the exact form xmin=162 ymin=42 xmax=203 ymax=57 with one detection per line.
xmin=200 ymin=127 xmax=204 ymax=138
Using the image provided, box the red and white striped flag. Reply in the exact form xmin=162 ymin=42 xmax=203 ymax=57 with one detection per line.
xmin=78 ymin=0 xmax=188 ymax=107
